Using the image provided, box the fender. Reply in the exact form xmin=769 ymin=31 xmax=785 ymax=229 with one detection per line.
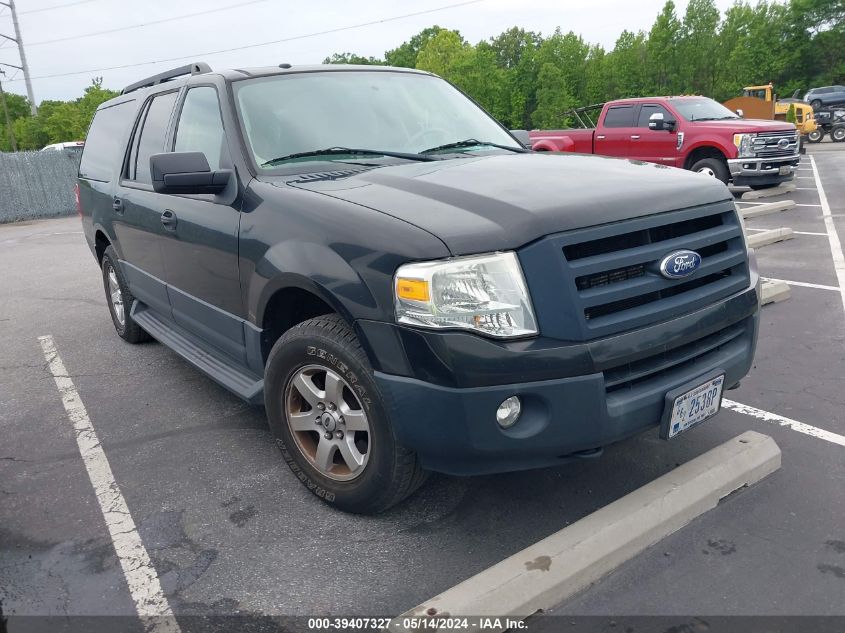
xmin=250 ymin=239 xmax=380 ymax=328
xmin=530 ymin=136 xmax=577 ymax=152
xmin=682 ymin=140 xmax=735 ymax=167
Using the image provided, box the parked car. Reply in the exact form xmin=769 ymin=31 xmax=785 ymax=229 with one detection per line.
xmin=530 ymin=96 xmax=800 ymax=190
xmin=78 ymin=63 xmax=760 ymax=513
xmin=41 ymin=141 xmax=84 ymax=154
xmin=804 ymin=86 xmax=845 ymax=110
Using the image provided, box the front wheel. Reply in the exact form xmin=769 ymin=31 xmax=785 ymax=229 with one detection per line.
xmin=832 ymin=127 xmax=845 ymax=142
xmin=690 ymin=157 xmax=729 ymax=184
xmin=807 ymin=129 xmax=824 ymax=143
xmin=264 ymin=314 xmax=427 ymax=514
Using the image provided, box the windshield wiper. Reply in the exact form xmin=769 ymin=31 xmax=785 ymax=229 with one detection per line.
xmin=263 ymin=147 xmax=435 ymax=166
xmin=693 ymin=116 xmax=739 ymax=121
xmin=420 ymin=139 xmax=530 ymax=154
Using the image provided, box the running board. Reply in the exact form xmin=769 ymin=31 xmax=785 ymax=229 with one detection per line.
xmin=131 ymin=303 xmax=264 ymax=405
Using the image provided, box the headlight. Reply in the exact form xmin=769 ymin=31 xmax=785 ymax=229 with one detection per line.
xmin=733 ymin=133 xmax=755 ymax=158
xmin=394 ymin=251 xmax=538 ymax=338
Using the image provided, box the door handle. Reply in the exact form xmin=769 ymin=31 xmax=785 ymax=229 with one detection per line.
xmin=630 ymin=135 xmax=641 ymax=140
xmin=596 ymin=135 xmax=606 ymax=140
xmin=112 ymin=198 xmax=124 ymax=214
xmin=160 ymin=209 xmax=177 ymax=231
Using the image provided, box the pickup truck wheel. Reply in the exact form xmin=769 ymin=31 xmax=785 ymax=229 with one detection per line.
xmin=101 ymin=246 xmax=151 ymax=344
xmin=807 ymin=129 xmax=824 ymax=143
xmin=265 ymin=314 xmax=427 ymax=514
xmin=832 ymin=127 xmax=845 ymax=142
xmin=690 ymin=157 xmax=729 ymax=184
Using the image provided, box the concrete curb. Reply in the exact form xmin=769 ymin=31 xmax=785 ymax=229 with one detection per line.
xmin=740 ymin=200 xmax=796 ymax=218
xmin=390 ymin=431 xmax=781 ymax=632
xmin=746 ymin=227 xmax=794 ymax=248
xmin=741 ymin=183 xmax=797 ymax=200
xmin=761 ymin=279 xmax=791 ymax=305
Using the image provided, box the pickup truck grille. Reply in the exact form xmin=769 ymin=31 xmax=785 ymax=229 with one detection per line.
xmin=753 ymin=130 xmax=799 ymax=158
xmin=556 ymin=201 xmax=749 ymax=339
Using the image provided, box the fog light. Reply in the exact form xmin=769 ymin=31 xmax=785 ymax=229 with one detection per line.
xmin=496 ymin=396 xmax=522 ymax=428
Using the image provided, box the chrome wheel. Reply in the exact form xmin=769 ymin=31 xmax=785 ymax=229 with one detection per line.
xmin=697 ymin=166 xmax=716 ymax=177
xmin=106 ymin=263 xmax=125 ymax=326
xmin=284 ymin=364 xmax=370 ymax=481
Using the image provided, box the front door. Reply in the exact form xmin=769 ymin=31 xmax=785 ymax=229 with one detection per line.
xmin=158 ymin=85 xmax=245 ymax=362
xmin=630 ymin=103 xmax=680 ymax=167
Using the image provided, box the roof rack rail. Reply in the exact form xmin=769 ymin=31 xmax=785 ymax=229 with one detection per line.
xmin=121 ymin=62 xmax=211 ymax=95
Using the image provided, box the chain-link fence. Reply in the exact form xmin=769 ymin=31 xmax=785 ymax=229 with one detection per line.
xmin=0 ymin=151 xmax=81 ymax=224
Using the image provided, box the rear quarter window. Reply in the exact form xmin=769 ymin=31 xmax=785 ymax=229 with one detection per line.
xmin=79 ymin=100 xmax=135 ymax=182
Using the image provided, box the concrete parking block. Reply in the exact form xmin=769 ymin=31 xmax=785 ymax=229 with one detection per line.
xmin=761 ymin=279 xmax=791 ymax=305
xmin=741 ymin=184 xmax=797 ymax=200
xmin=746 ymin=227 xmax=794 ymax=248
xmin=391 ymin=431 xmax=781 ymax=632
xmin=739 ymin=200 xmax=796 ymax=218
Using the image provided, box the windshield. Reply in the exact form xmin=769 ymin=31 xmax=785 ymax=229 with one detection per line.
xmin=233 ymin=71 xmax=520 ymax=169
xmin=668 ymin=97 xmax=741 ymax=121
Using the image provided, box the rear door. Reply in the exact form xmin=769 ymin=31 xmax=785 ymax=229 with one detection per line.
xmin=159 ymin=84 xmax=245 ymax=361
xmin=594 ymin=104 xmax=637 ymax=158
xmin=113 ymin=90 xmax=179 ymax=316
xmin=630 ymin=103 xmax=680 ymax=167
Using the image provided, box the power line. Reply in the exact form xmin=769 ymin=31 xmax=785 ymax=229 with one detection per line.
xmin=5 ymin=0 xmax=484 ymax=83
xmin=27 ymin=0 xmax=269 ymax=47
xmin=19 ymin=0 xmax=99 ymax=15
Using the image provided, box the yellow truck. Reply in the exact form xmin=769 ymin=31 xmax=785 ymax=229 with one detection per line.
xmin=723 ymin=84 xmax=817 ymax=139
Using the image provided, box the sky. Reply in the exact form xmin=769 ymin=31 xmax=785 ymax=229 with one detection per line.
xmin=0 ymin=0 xmax=736 ymax=103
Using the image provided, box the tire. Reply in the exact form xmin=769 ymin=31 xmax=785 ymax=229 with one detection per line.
xmin=264 ymin=314 xmax=427 ymax=514
xmin=101 ymin=246 xmax=151 ymax=344
xmin=690 ymin=157 xmax=729 ymax=184
xmin=749 ymin=183 xmax=780 ymax=190
xmin=810 ymin=100 xmax=822 ymax=111
xmin=832 ymin=127 xmax=845 ymax=142
xmin=807 ymin=129 xmax=824 ymax=143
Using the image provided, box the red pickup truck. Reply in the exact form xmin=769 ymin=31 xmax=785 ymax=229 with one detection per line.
xmin=529 ymin=96 xmax=800 ymax=189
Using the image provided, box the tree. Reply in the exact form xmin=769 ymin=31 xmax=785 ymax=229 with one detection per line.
xmin=385 ymin=26 xmax=451 ymax=68
xmin=532 ymin=62 xmax=575 ymax=128
xmin=0 ymin=91 xmax=30 ymax=152
xmin=322 ymin=52 xmax=384 ymax=65
xmin=415 ymin=29 xmax=467 ymax=78
xmin=647 ymin=1 xmax=682 ymax=94
xmin=608 ymin=30 xmax=648 ymax=98
xmin=677 ymin=0 xmax=721 ymax=95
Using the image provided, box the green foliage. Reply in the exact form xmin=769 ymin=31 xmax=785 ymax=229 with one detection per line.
xmin=322 ymin=52 xmax=384 ymax=65
xmin=1 ymin=78 xmax=118 ymax=151
xmin=786 ymin=103 xmax=797 ymax=122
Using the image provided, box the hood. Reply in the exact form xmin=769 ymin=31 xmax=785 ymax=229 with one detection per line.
xmin=690 ymin=118 xmax=797 ymax=133
xmin=275 ymin=153 xmax=732 ymax=255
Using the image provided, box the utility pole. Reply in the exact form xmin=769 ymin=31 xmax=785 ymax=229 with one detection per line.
xmin=0 ymin=0 xmax=37 ymax=115
xmin=0 ymin=70 xmax=18 ymax=151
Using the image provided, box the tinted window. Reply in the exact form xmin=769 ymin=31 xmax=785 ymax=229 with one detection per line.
xmin=637 ymin=104 xmax=672 ymax=128
xmin=603 ymin=106 xmax=635 ymax=128
xmin=174 ymin=87 xmax=229 ymax=171
xmin=79 ymin=101 xmax=135 ymax=182
xmin=133 ymin=91 xmax=178 ymax=185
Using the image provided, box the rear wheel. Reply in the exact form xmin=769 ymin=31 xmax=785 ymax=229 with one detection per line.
xmin=749 ymin=183 xmax=780 ymax=190
xmin=832 ymin=127 xmax=845 ymax=142
xmin=101 ymin=246 xmax=151 ymax=344
xmin=264 ymin=314 xmax=427 ymax=514
xmin=807 ymin=129 xmax=824 ymax=143
xmin=810 ymin=99 xmax=822 ymax=110
xmin=690 ymin=157 xmax=729 ymax=184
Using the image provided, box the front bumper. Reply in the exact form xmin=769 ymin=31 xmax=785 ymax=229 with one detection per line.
xmin=728 ymin=154 xmax=800 ymax=187
xmin=358 ymin=269 xmax=760 ymax=476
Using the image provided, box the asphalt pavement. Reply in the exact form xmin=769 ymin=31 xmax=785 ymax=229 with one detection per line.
xmin=1 ymin=145 xmax=843 ymax=630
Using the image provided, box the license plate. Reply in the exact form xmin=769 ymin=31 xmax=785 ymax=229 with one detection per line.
xmin=779 ymin=166 xmax=791 ymax=175
xmin=664 ymin=374 xmax=725 ymax=439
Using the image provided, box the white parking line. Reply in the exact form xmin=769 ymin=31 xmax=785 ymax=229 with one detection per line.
xmin=745 ymin=228 xmax=828 ymax=237
xmin=723 ymin=400 xmax=845 ymax=448
xmin=38 ymin=335 xmax=180 ymax=632
xmin=763 ymin=277 xmax=842 ymax=291
xmin=737 ymin=201 xmax=822 ymax=208
xmin=809 ymin=155 xmax=845 ymax=316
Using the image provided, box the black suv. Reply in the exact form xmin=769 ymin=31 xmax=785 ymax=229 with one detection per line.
xmin=79 ymin=62 xmax=760 ymax=513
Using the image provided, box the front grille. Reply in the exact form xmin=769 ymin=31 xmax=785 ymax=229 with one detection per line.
xmin=753 ymin=130 xmax=799 ymax=158
xmin=604 ymin=322 xmax=746 ymax=393
xmin=558 ymin=201 xmax=749 ymax=339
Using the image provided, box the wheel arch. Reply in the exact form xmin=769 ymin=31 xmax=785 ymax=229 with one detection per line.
xmin=683 ymin=144 xmax=729 ymax=171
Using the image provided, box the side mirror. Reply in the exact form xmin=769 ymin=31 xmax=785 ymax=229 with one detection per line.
xmin=648 ymin=112 xmax=676 ymax=132
xmin=510 ymin=129 xmax=533 ymax=149
xmin=150 ymin=152 xmax=232 ymax=195
xmin=736 ymin=109 xmax=744 ymax=118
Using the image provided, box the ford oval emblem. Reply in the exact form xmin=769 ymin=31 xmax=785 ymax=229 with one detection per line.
xmin=777 ymin=138 xmax=790 ymax=150
xmin=659 ymin=250 xmax=702 ymax=279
